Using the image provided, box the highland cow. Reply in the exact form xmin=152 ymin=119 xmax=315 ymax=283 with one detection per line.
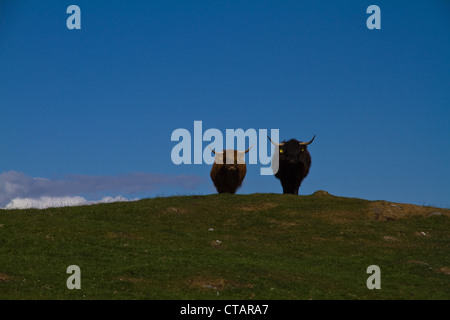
xmin=268 ymin=135 xmax=316 ymax=195
xmin=210 ymin=147 xmax=252 ymax=194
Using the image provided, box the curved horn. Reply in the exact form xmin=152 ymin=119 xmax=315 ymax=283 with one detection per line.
xmin=238 ymin=144 xmax=254 ymax=154
xmin=299 ymin=135 xmax=316 ymax=146
xmin=267 ymin=136 xmax=284 ymax=147
xmin=208 ymin=146 xmax=223 ymax=155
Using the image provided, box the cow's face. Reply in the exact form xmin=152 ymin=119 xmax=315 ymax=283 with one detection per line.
xmin=214 ymin=150 xmax=243 ymax=166
xmin=278 ymin=140 xmax=308 ymax=165
xmin=269 ymin=135 xmax=315 ymax=165
xmin=211 ymin=147 xmax=252 ymax=165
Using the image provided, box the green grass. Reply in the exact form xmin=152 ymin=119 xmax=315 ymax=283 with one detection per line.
xmin=0 ymin=191 xmax=449 ymax=300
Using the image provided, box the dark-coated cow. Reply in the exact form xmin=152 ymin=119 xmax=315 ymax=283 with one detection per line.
xmin=268 ymin=135 xmax=316 ymax=195
xmin=210 ymin=147 xmax=252 ymax=194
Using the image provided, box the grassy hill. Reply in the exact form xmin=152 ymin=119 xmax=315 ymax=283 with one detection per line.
xmin=0 ymin=191 xmax=449 ymax=300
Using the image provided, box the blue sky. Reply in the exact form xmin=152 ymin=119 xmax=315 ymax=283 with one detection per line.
xmin=1 ymin=0 xmax=449 ymax=208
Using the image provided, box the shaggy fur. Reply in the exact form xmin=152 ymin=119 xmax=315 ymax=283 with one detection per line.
xmin=271 ymin=138 xmax=314 ymax=195
xmin=210 ymin=150 xmax=247 ymax=194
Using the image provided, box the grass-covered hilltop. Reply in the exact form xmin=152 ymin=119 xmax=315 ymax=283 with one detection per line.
xmin=0 ymin=191 xmax=449 ymax=300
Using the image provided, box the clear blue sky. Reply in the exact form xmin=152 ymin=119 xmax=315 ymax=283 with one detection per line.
xmin=1 ymin=0 xmax=449 ymax=208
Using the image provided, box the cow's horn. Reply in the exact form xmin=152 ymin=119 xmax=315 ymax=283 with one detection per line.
xmin=268 ymin=136 xmax=284 ymax=147
xmin=239 ymin=145 xmax=254 ymax=154
xmin=209 ymin=146 xmax=223 ymax=155
xmin=299 ymin=135 xmax=316 ymax=146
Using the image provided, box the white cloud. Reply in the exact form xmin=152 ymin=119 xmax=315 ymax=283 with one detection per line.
xmin=0 ymin=171 xmax=205 ymax=208
xmin=4 ymin=195 xmax=136 ymax=210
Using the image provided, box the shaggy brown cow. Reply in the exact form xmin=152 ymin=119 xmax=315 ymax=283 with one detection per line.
xmin=210 ymin=147 xmax=252 ymax=194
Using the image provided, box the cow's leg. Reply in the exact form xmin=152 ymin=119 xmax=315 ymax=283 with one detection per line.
xmin=281 ymin=181 xmax=296 ymax=194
